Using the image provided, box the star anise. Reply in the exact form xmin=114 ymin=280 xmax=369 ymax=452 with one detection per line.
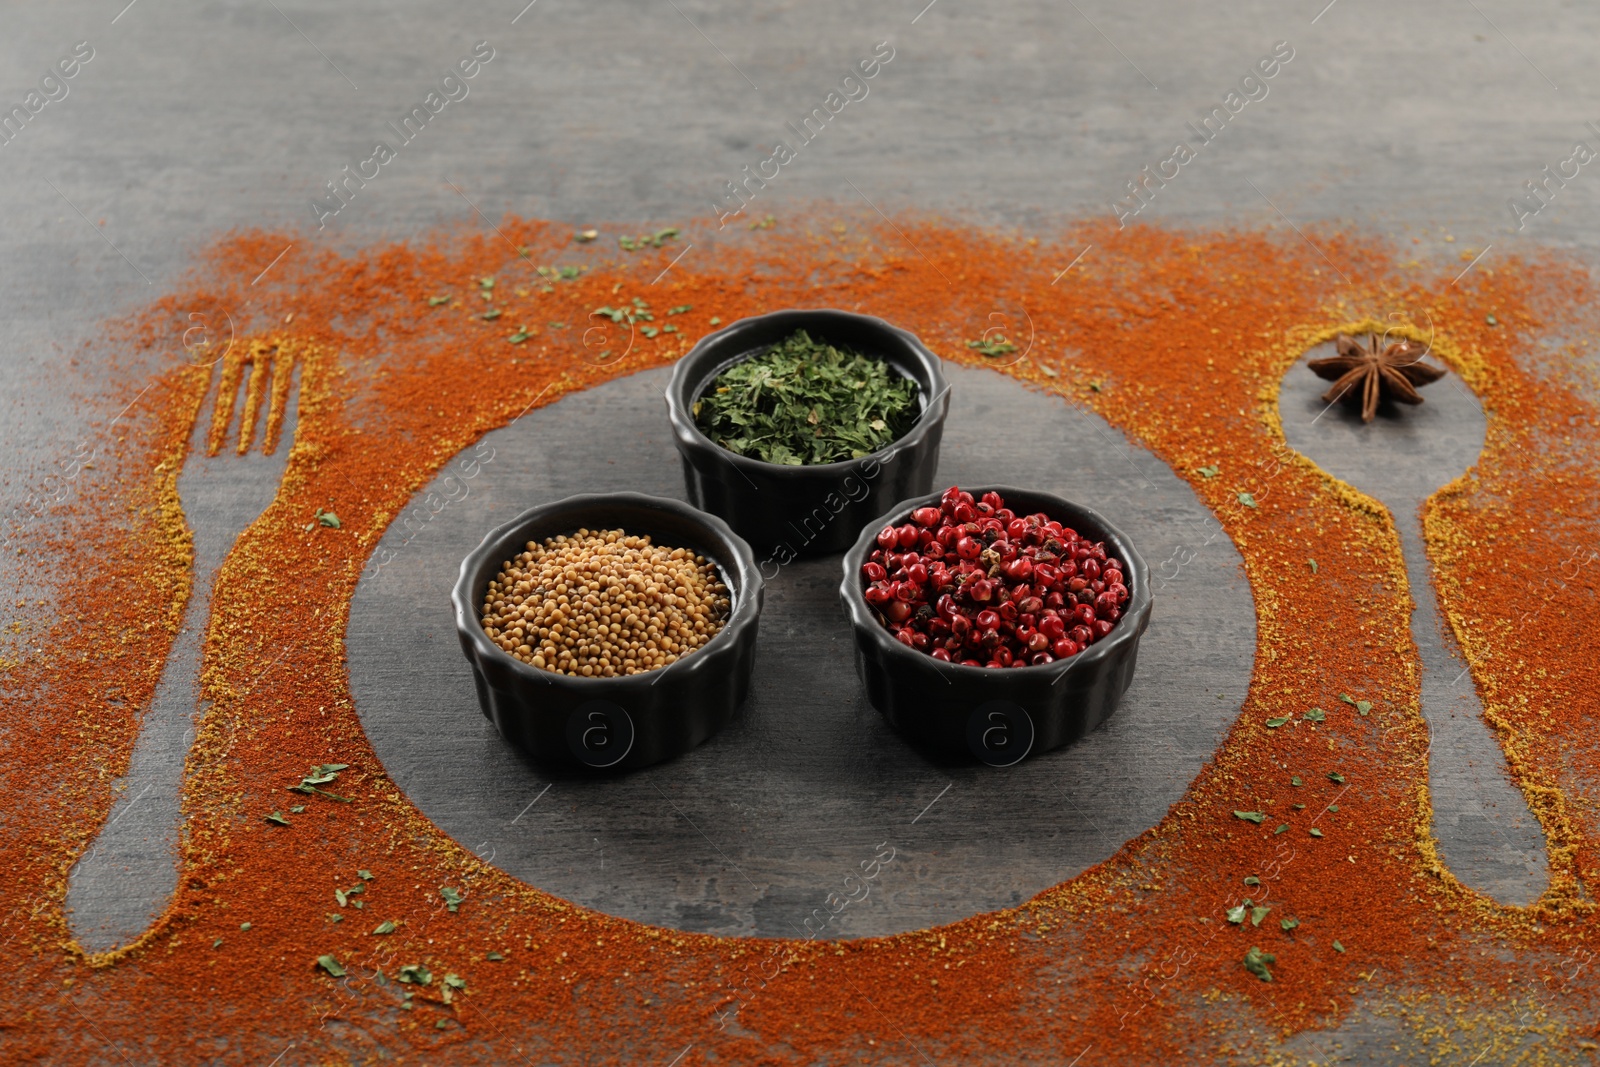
xmin=1307 ymin=333 xmax=1447 ymax=423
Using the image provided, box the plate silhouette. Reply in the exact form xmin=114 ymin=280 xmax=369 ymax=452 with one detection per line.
xmin=348 ymin=363 xmax=1255 ymax=938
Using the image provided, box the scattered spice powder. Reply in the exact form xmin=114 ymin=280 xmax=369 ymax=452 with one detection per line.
xmin=2 ymin=213 xmax=1600 ymax=1064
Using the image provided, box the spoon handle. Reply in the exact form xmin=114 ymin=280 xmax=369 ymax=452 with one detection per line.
xmin=1398 ymin=506 xmax=1547 ymax=903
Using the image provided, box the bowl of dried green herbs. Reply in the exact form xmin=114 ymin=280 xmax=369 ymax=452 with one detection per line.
xmin=666 ymin=310 xmax=949 ymax=557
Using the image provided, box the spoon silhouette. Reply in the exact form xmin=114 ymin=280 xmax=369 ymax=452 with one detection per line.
xmin=1279 ymin=331 xmax=1547 ymax=906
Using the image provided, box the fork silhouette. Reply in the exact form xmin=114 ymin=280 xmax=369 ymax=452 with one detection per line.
xmin=68 ymin=340 xmax=301 ymax=953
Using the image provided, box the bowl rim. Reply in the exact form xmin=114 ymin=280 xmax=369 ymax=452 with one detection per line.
xmin=450 ymin=491 xmax=763 ymax=688
xmin=839 ymin=485 xmax=1153 ymax=679
xmin=664 ymin=308 xmax=951 ymax=477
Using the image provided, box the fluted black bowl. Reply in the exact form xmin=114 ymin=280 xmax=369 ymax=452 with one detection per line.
xmin=665 ymin=309 xmax=949 ymax=557
xmin=840 ymin=487 xmax=1152 ymax=766
xmin=451 ymin=492 xmax=763 ymax=772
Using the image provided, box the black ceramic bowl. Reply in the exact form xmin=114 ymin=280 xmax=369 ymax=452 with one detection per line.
xmin=451 ymin=493 xmax=762 ymax=772
xmin=840 ymin=487 xmax=1152 ymax=766
xmin=665 ymin=309 xmax=950 ymax=557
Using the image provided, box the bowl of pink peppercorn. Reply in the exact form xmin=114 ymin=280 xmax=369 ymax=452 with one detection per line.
xmin=839 ymin=485 xmax=1151 ymax=765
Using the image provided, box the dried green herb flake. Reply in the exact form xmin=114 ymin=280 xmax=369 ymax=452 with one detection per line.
xmin=694 ymin=330 xmax=920 ymax=466
xmin=1244 ymin=946 xmax=1276 ymax=982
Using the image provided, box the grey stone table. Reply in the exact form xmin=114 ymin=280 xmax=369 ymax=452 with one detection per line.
xmin=4 ymin=0 xmax=1598 ymax=1061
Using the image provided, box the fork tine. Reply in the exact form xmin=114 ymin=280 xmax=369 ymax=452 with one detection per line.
xmin=235 ymin=344 xmax=275 ymax=456
xmin=261 ymin=345 xmax=299 ymax=455
xmin=207 ymin=343 xmax=250 ymax=456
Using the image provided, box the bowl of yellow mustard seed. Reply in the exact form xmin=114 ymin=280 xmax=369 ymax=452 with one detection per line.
xmin=452 ymin=492 xmax=762 ymax=771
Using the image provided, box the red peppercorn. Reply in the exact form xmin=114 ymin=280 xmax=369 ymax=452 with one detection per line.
xmin=1001 ymin=557 xmax=1033 ymax=583
xmin=864 ymin=488 xmax=1123 ymax=668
